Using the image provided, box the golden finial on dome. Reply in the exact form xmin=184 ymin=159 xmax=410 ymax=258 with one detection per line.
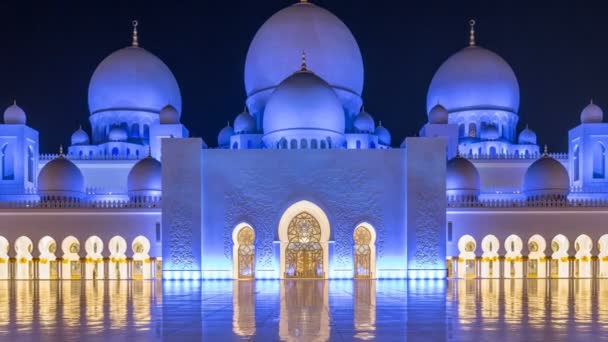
xmin=300 ymin=51 xmax=308 ymax=72
xmin=132 ymin=20 xmax=139 ymax=47
xmin=59 ymin=145 xmax=64 ymax=156
xmin=469 ymin=19 xmax=476 ymax=46
xmin=543 ymin=144 xmax=548 ymax=155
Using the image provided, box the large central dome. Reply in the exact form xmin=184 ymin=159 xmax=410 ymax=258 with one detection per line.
xmin=88 ymin=46 xmax=182 ymax=115
xmin=245 ymin=1 xmax=363 ymax=115
xmin=426 ymin=46 xmax=520 ymax=114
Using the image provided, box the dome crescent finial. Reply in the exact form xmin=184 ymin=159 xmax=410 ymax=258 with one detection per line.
xmin=469 ymin=19 xmax=476 ymax=46
xmin=543 ymin=144 xmax=548 ymax=155
xmin=59 ymin=145 xmax=64 ymax=157
xmin=132 ymin=20 xmax=139 ymax=47
xmin=300 ymin=51 xmax=308 ymax=72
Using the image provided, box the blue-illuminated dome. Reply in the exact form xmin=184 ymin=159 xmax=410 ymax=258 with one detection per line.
xmin=426 ymin=46 xmax=520 ymax=114
xmin=428 ymin=104 xmax=448 ymax=124
xmin=88 ymin=46 xmax=181 ymax=116
xmin=446 ymin=155 xmax=480 ymax=198
xmin=353 ymin=108 xmax=375 ymax=133
xmin=518 ymin=126 xmax=537 ymax=145
xmin=159 ymin=104 xmax=180 ymax=124
xmin=108 ymin=126 xmax=128 ymax=142
xmin=38 ymin=154 xmax=85 ymax=200
xmin=480 ymin=124 xmax=500 ymax=140
xmin=523 ymin=154 xmax=569 ymax=199
xmin=127 ymin=156 xmax=161 ymax=198
xmin=3 ymin=101 xmax=26 ymax=125
xmin=71 ymin=126 xmax=90 ymax=146
xmin=218 ymin=123 xmax=234 ymax=148
xmin=374 ymin=122 xmax=391 ymax=146
xmin=245 ymin=1 xmax=363 ymax=115
xmin=234 ymin=108 xmax=256 ymax=134
xmin=263 ymin=68 xmax=345 ymax=138
xmin=581 ymin=101 xmax=603 ymax=123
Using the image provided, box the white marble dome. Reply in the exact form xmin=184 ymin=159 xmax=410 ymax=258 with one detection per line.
xmin=71 ymin=126 xmax=90 ymax=146
xmin=428 ymin=104 xmax=449 ymax=124
xmin=263 ymin=69 xmax=345 ymax=136
xmin=518 ymin=126 xmax=537 ymax=145
xmin=218 ymin=123 xmax=234 ymax=147
xmin=427 ymin=46 xmax=520 ymax=114
xmin=447 ymin=155 xmax=480 ymax=197
xmin=245 ymin=1 xmax=363 ymax=112
xmin=3 ymin=101 xmax=26 ymax=125
xmin=88 ymin=46 xmax=182 ymax=116
xmin=581 ymin=101 xmax=603 ymax=123
xmin=374 ymin=122 xmax=391 ymax=146
xmin=234 ymin=109 xmax=256 ymax=134
xmin=38 ymin=155 xmax=85 ymax=199
xmin=108 ymin=126 xmax=128 ymax=142
xmin=127 ymin=156 xmax=161 ymax=198
xmin=353 ymin=108 xmax=375 ymax=133
xmin=523 ymin=154 xmax=569 ymax=199
xmin=160 ymin=104 xmax=180 ymax=124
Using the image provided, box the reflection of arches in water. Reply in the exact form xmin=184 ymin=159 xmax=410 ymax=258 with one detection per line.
xmin=575 ymin=234 xmax=593 ymax=278
xmin=0 ymin=236 xmax=8 ymax=280
xmin=527 ymin=234 xmax=547 ymax=278
xmin=599 ymin=235 xmax=608 ymax=278
xmin=353 ymin=224 xmax=377 ymax=279
xmin=232 ymin=224 xmax=255 ymax=279
xmin=458 ymin=235 xmax=476 ymax=278
xmin=108 ymin=236 xmax=127 ymax=280
xmin=551 ymin=234 xmax=570 ymax=278
xmin=62 ymin=236 xmax=81 ymax=279
xmin=353 ymin=280 xmax=376 ymax=340
xmin=38 ymin=236 xmax=58 ymax=279
xmin=279 ymin=280 xmax=329 ymax=341
xmin=15 ymin=236 xmax=33 ymax=280
xmin=232 ymin=280 xmax=256 ymax=337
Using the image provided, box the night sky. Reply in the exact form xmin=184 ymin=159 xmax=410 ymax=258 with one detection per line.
xmin=3 ymin=1 xmax=607 ymax=152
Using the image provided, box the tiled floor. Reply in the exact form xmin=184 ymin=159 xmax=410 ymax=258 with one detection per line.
xmin=1 ymin=279 xmax=608 ymax=341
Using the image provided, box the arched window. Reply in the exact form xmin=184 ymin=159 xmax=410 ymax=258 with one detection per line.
xmin=593 ymin=142 xmax=605 ymax=179
xmin=489 ymin=146 xmax=497 ymax=158
xmin=300 ymin=139 xmax=308 ymax=149
xmin=280 ymin=139 xmax=288 ymax=149
xmin=574 ymin=145 xmax=580 ymax=181
xmin=27 ymin=146 xmax=34 ymax=183
xmin=1 ymin=144 xmax=14 ymax=180
xmin=131 ymin=123 xmax=140 ymax=138
xmin=236 ymin=226 xmax=255 ymax=279
xmin=354 ymin=226 xmax=372 ymax=278
xmin=247 ymin=140 xmax=253 ymax=149
xmin=89 ymin=150 xmax=93 ymax=158
xmin=111 ymin=147 xmax=119 ymax=157
xmin=290 ymin=139 xmax=297 ymax=149
xmin=320 ymin=140 xmax=327 ymax=149
xmin=327 ymin=137 xmax=332 ymax=148
xmin=502 ymin=124 xmax=508 ymax=139
xmin=458 ymin=124 xmax=465 ymax=137
xmin=468 ymin=123 xmax=477 ymax=137
xmin=356 ymin=140 xmax=361 ymax=149
xmin=311 ymin=139 xmax=318 ymax=149
xmin=232 ymin=142 xmax=238 ymax=150
xmin=143 ymin=125 xmax=150 ymax=140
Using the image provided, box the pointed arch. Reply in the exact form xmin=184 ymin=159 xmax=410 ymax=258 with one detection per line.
xmin=353 ymin=222 xmax=377 ymax=279
xmin=593 ymin=142 xmax=606 ymax=179
xmin=232 ymin=223 xmax=256 ymax=279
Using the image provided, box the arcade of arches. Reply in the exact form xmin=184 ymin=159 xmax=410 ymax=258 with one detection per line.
xmin=450 ymin=233 xmax=608 ymax=279
xmin=0 ymin=235 xmax=160 ymax=280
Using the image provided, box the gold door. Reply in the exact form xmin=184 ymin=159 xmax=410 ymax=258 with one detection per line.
xmin=237 ymin=227 xmax=255 ymax=279
xmin=354 ymin=226 xmax=372 ymax=279
xmin=285 ymin=212 xmax=324 ymax=279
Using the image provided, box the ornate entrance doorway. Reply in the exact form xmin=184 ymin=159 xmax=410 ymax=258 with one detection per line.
xmin=354 ymin=226 xmax=372 ymax=278
xmin=237 ymin=226 xmax=255 ymax=279
xmin=285 ymin=212 xmax=324 ymax=278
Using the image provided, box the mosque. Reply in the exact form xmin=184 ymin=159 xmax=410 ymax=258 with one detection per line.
xmin=1 ymin=0 xmax=607 ymax=281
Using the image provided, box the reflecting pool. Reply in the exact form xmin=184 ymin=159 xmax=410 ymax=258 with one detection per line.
xmin=2 ymin=279 xmax=608 ymax=341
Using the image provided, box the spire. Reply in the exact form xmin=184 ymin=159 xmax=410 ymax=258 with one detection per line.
xmin=591 ymin=99 xmax=594 ymax=105
xmin=469 ymin=19 xmax=476 ymax=46
xmin=543 ymin=144 xmax=548 ymax=155
xmin=59 ymin=145 xmax=64 ymax=157
xmin=12 ymin=99 xmax=16 ymax=106
xmin=227 ymin=121 xmax=231 ymax=127
xmin=147 ymin=145 xmax=152 ymax=158
xmin=299 ymin=51 xmax=309 ymax=72
xmin=132 ymin=20 xmax=139 ymax=47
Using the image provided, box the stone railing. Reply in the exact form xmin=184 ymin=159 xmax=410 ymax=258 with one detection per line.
xmin=0 ymin=198 xmax=161 ymax=209
xmin=448 ymin=197 xmax=608 ymax=208
xmin=40 ymin=153 xmax=143 ymax=161
xmin=465 ymin=152 xmax=567 ymax=160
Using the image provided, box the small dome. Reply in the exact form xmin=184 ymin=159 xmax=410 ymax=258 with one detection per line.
xmin=353 ymin=108 xmax=375 ymax=133
xmin=218 ymin=123 xmax=234 ymax=147
xmin=523 ymin=154 xmax=569 ymax=199
xmin=428 ymin=104 xmax=449 ymax=124
xmin=127 ymin=156 xmax=161 ymax=198
xmin=447 ymin=155 xmax=480 ymax=198
xmin=581 ymin=101 xmax=603 ymax=123
xmin=159 ymin=104 xmax=180 ymax=124
xmin=71 ymin=126 xmax=90 ymax=146
xmin=3 ymin=101 xmax=26 ymax=125
xmin=263 ymin=68 xmax=345 ymax=136
xmin=374 ymin=122 xmax=391 ymax=146
xmin=427 ymin=46 xmax=520 ymax=114
xmin=38 ymin=154 xmax=85 ymax=199
xmin=480 ymin=124 xmax=500 ymax=140
xmin=234 ymin=108 xmax=256 ymax=134
xmin=108 ymin=126 xmax=128 ymax=142
xmin=518 ymin=125 xmax=537 ymax=145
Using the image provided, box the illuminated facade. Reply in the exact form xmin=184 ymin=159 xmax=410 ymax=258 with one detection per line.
xmin=1 ymin=1 xmax=607 ymax=281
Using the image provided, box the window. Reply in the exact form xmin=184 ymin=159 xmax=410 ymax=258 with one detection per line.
xmin=574 ymin=145 xmax=580 ymax=181
xmin=290 ymin=139 xmax=297 ymax=149
xmin=27 ymin=146 xmax=34 ymax=183
xmin=489 ymin=146 xmax=497 ymax=158
xmin=447 ymin=222 xmax=453 ymax=242
xmin=593 ymin=142 xmax=605 ymax=179
xmin=131 ymin=123 xmax=140 ymax=138
xmin=301 ymin=139 xmax=308 ymax=149
xmin=1 ymin=144 xmax=14 ymax=180
xmin=356 ymin=140 xmax=361 ymax=149
xmin=458 ymin=124 xmax=465 ymax=137
xmin=468 ymin=123 xmax=477 ymax=137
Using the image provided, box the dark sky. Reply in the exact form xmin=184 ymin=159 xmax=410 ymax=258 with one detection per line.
xmin=3 ymin=1 xmax=607 ymax=152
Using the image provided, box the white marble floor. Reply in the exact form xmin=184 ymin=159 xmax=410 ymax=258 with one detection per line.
xmin=1 ymin=279 xmax=608 ymax=341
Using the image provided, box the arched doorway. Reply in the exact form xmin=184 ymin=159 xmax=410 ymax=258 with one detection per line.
xmin=62 ymin=236 xmax=81 ymax=279
xmin=353 ymin=224 xmax=376 ymax=279
xmin=38 ymin=236 xmax=57 ymax=279
xmin=85 ymin=236 xmax=104 ymax=279
xmin=15 ymin=236 xmax=33 ymax=280
xmin=599 ymin=235 xmax=608 ymax=278
xmin=481 ymin=235 xmax=499 ymax=278
xmin=132 ymin=236 xmax=151 ymax=279
xmin=278 ymin=201 xmax=330 ymax=279
xmin=232 ymin=224 xmax=255 ymax=279
xmin=457 ymin=235 xmax=477 ymax=278
xmin=527 ymin=235 xmax=547 ymax=278
xmin=108 ymin=236 xmax=127 ymax=280
xmin=551 ymin=234 xmax=570 ymax=278
xmin=504 ymin=235 xmax=523 ymax=278
xmin=0 ymin=236 xmax=9 ymax=279
xmin=575 ymin=234 xmax=592 ymax=278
